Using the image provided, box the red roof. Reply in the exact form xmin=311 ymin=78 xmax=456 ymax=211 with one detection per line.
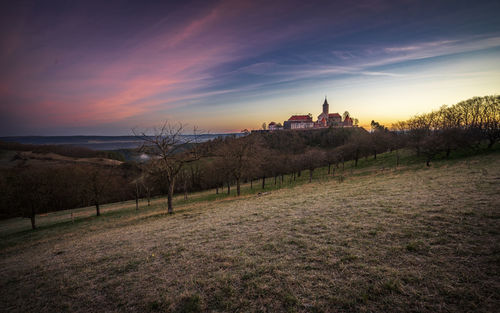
xmin=288 ymin=115 xmax=312 ymax=121
xmin=328 ymin=113 xmax=341 ymax=118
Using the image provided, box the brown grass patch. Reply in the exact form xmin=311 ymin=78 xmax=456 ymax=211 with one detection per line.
xmin=0 ymin=153 xmax=499 ymax=312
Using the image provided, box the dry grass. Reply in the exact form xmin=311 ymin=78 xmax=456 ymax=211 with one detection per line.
xmin=1 ymin=152 xmax=499 ymax=312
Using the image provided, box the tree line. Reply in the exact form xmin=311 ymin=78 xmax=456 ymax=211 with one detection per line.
xmin=393 ymin=95 xmax=499 ymax=165
xmin=1 ymin=95 xmax=498 ymax=228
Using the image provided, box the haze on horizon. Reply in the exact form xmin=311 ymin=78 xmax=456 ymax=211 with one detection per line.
xmin=1 ymin=0 xmax=499 ymax=136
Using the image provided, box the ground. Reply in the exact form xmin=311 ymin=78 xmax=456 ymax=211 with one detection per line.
xmin=1 ymin=151 xmax=499 ymax=312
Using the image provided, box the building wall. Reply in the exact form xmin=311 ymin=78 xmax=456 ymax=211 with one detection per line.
xmin=328 ymin=116 xmax=342 ymax=126
xmin=290 ymin=122 xmax=314 ymax=129
xmin=317 ymin=112 xmax=328 ymax=123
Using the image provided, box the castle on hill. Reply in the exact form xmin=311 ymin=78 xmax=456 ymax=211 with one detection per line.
xmin=268 ymin=97 xmax=354 ymax=131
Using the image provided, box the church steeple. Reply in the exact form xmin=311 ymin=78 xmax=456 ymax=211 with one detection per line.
xmin=322 ymin=96 xmax=329 ymax=115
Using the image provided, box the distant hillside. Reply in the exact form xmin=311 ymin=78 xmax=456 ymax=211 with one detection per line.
xmin=0 ymin=141 xmax=125 ymax=161
xmin=0 ymin=134 xmax=243 ymax=151
xmin=0 ymin=150 xmax=123 ymax=169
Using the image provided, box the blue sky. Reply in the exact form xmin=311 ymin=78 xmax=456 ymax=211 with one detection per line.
xmin=1 ymin=0 xmax=499 ymax=135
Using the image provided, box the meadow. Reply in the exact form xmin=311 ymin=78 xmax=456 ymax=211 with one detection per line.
xmin=1 ymin=150 xmax=499 ymax=312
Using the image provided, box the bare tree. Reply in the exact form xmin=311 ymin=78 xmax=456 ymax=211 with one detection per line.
xmin=135 ymin=122 xmax=200 ymax=214
xmin=325 ymin=149 xmax=339 ymax=175
xmin=178 ymin=168 xmax=191 ymax=200
xmin=482 ymin=95 xmax=500 ymax=148
xmin=82 ymin=165 xmax=116 ymax=217
xmin=203 ymin=162 xmax=225 ymax=194
xmin=14 ymin=167 xmax=49 ymax=229
xmin=300 ymin=148 xmax=326 ymax=183
xmin=407 ymin=114 xmax=433 ymax=156
xmin=257 ymin=147 xmax=276 ymax=189
xmin=346 ymin=131 xmax=371 ymax=167
xmin=342 ymin=111 xmax=350 ymax=120
xmin=216 ymin=136 xmax=260 ymax=196
xmin=12 ymin=165 xmax=86 ymax=229
xmin=124 ymin=163 xmax=143 ymax=211
xmin=370 ymin=121 xmax=390 ymax=160
xmin=421 ymin=134 xmax=444 ymax=166
xmin=138 ymin=164 xmax=155 ymax=206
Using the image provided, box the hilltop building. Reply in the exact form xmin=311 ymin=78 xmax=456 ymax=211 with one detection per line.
xmin=317 ymin=98 xmax=343 ymax=127
xmin=268 ymin=122 xmax=283 ymax=131
xmin=279 ymin=97 xmax=355 ymax=130
xmin=343 ymin=113 xmax=353 ymax=127
xmin=283 ymin=115 xmax=314 ymax=129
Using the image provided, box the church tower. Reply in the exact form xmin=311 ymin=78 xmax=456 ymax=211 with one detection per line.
xmin=322 ymin=96 xmax=329 ymax=115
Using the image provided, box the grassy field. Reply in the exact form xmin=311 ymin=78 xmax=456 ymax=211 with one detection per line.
xmin=1 ymin=150 xmax=499 ymax=312
xmin=0 ymin=148 xmax=425 ymax=236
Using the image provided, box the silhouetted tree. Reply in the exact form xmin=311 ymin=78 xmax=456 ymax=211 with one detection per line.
xmin=135 ymin=122 xmax=200 ymax=214
xmin=82 ymin=165 xmax=116 ymax=217
xmin=216 ymin=136 xmax=260 ymax=196
xmin=342 ymin=111 xmax=350 ymax=120
xmin=325 ymin=149 xmax=340 ymax=175
xmin=370 ymin=121 xmax=390 ymax=159
xmin=300 ymin=148 xmax=326 ymax=183
xmin=14 ymin=167 xmax=49 ymax=229
xmin=138 ymin=163 xmax=156 ymax=206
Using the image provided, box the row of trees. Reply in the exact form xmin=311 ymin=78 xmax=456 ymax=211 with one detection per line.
xmin=0 ymin=126 xmax=369 ymax=227
xmin=140 ymin=96 xmax=499 ymax=213
xmin=394 ymin=95 xmax=499 ymax=165
xmin=1 ymin=96 xmax=498 ymax=227
xmin=140 ymin=126 xmax=376 ymax=204
xmin=0 ymin=163 xmax=140 ymax=228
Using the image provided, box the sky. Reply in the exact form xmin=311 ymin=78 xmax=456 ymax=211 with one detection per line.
xmin=1 ymin=0 xmax=499 ymax=135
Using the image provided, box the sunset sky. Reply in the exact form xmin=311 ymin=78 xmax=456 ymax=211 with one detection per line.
xmin=1 ymin=0 xmax=499 ymax=135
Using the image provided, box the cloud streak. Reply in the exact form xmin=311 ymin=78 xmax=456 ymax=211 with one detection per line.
xmin=1 ymin=0 xmax=499 ymax=135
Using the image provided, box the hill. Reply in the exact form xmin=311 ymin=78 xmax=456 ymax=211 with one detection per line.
xmin=0 ymin=152 xmax=499 ymax=312
xmin=0 ymin=140 xmax=125 ymax=169
xmin=0 ymin=150 xmax=123 ymax=169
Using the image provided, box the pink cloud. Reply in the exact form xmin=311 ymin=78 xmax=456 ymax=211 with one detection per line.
xmin=0 ymin=0 xmax=373 ymax=131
